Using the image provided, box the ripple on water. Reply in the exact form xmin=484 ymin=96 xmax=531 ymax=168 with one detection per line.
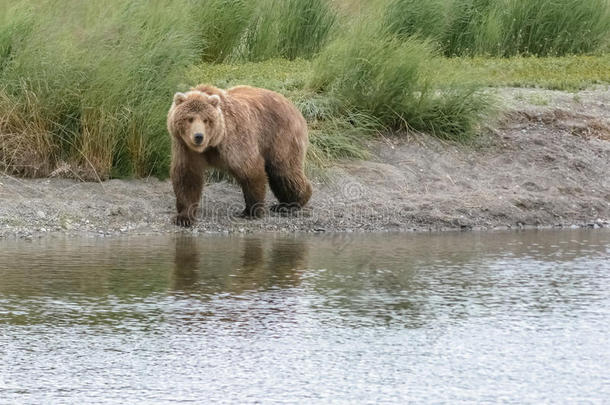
xmin=0 ymin=229 xmax=609 ymax=403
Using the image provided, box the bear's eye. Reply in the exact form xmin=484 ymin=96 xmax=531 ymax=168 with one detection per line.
xmin=203 ymin=119 xmax=209 ymax=124
xmin=187 ymin=117 xmax=194 ymax=123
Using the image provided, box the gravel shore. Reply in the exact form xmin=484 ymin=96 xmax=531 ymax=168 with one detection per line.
xmin=1 ymin=87 xmax=609 ymax=239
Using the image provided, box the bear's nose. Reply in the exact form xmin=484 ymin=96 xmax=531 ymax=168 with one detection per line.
xmin=193 ymin=133 xmax=204 ymax=145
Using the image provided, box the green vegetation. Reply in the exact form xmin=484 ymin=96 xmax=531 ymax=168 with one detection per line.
xmin=441 ymin=55 xmax=610 ymax=90
xmin=0 ymin=0 xmax=202 ymax=178
xmin=0 ymin=0 xmax=609 ymax=179
xmin=198 ymin=0 xmax=336 ymax=62
xmin=0 ymin=0 xmax=338 ymax=178
xmin=386 ymin=0 xmax=610 ymax=57
xmin=310 ymin=24 xmax=491 ymax=141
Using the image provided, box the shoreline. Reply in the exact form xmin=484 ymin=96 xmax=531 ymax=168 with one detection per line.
xmin=1 ymin=222 xmax=608 ymax=241
xmin=1 ymin=87 xmax=609 ymax=240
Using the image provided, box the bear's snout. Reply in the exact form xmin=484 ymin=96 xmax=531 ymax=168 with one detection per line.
xmin=193 ymin=133 xmax=204 ymax=145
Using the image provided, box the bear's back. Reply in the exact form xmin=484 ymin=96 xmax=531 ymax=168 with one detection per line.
xmin=226 ymin=85 xmax=307 ymax=147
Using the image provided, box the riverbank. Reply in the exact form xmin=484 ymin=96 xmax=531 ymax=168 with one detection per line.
xmin=1 ymin=87 xmax=609 ymax=238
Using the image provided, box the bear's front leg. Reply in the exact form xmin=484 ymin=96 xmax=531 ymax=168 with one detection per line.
xmin=171 ymin=144 xmax=206 ymax=227
xmin=172 ymin=165 xmax=204 ymax=227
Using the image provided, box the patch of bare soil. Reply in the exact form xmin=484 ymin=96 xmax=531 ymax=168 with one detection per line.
xmin=1 ymin=87 xmax=609 ymax=238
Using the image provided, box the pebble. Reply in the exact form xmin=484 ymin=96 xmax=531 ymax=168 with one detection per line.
xmin=36 ymin=210 xmax=46 ymax=219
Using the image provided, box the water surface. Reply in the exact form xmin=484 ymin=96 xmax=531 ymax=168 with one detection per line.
xmin=1 ymin=230 xmax=609 ymax=403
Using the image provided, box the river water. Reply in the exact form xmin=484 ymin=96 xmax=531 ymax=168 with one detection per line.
xmin=0 ymin=229 xmax=609 ymax=403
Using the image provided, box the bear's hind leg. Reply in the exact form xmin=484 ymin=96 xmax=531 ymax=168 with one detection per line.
xmin=266 ymin=163 xmax=312 ymax=214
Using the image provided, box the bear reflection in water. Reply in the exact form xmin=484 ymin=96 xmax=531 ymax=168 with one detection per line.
xmin=171 ymin=236 xmax=308 ymax=295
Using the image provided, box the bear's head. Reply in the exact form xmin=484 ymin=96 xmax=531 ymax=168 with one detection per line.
xmin=167 ymin=90 xmax=225 ymax=153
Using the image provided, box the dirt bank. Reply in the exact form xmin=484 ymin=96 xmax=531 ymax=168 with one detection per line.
xmin=1 ymin=87 xmax=609 ymax=238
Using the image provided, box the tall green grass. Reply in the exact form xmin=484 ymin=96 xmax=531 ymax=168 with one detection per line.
xmin=0 ymin=0 xmax=336 ymax=178
xmin=477 ymin=0 xmax=610 ymax=56
xmin=234 ymin=0 xmax=337 ymax=62
xmin=196 ymin=0 xmax=336 ymax=62
xmin=1 ymin=0 xmax=608 ymax=180
xmin=0 ymin=2 xmax=33 ymax=72
xmin=0 ymin=0 xmax=202 ymax=178
xmin=310 ymin=21 xmax=492 ymax=141
xmin=386 ymin=0 xmax=610 ymax=56
xmin=195 ymin=0 xmax=256 ymax=63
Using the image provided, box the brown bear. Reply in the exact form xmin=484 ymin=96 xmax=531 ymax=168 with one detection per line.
xmin=167 ymin=84 xmax=312 ymax=227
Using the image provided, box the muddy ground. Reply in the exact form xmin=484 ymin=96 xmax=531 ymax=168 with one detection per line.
xmin=1 ymin=87 xmax=609 ymax=238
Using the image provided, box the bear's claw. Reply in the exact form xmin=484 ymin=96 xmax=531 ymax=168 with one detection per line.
xmin=175 ymin=214 xmax=192 ymax=227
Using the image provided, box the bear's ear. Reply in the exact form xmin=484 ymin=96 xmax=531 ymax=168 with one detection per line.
xmin=208 ymin=94 xmax=220 ymax=108
xmin=173 ymin=92 xmax=186 ymax=106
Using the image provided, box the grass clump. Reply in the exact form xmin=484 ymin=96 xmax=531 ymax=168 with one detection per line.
xmin=385 ymin=0 xmax=493 ymax=56
xmin=386 ymin=0 xmax=610 ymax=56
xmin=235 ymin=0 xmax=337 ymax=62
xmin=310 ymin=23 xmax=491 ymax=141
xmin=0 ymin=0 xmax=204 ymax=178
xmin=195 ymin=0 xmax=256 ymax=63
xmin=197 ymin=0 xmax=336 ymax=62
xmin=477 ymin=0 xmax=610 ymax=56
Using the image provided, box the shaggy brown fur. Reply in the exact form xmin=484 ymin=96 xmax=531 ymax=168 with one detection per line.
xmin=167 ymin=84 xmax=312 ymax=227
